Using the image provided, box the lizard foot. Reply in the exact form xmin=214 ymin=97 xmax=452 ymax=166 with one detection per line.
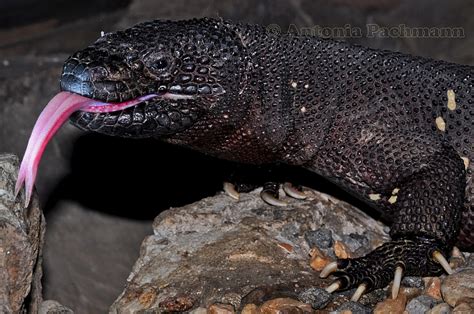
xmin=223 ymin=181 xmax=306 ymax=206
xmin=320 ymin=237 xmax=453 ymax=301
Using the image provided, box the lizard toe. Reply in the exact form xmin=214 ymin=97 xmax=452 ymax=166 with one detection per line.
xmin=282 ymin=182 xmax=307 ymax=199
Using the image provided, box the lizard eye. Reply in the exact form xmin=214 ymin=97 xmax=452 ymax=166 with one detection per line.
xmin=143 ymin=52 xmax=172 ymax=76
xmin=153 ymin=58 xmax=168 ymax=70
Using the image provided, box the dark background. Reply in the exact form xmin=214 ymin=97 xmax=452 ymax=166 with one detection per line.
xmin=1 ymin=0 xmax=473 ymax=312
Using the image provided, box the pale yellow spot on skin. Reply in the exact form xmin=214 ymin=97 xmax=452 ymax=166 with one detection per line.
xmin=369 ymin=193 xmax=381 ymax=201
xmin=304 ymin=84 xmax=309 ymax=89
xmin=223 ymin=114 xmax=229 ymax=119
xmin=291 ymin=81 xmax=297 ymax=88
xmin=388 ymin=195 xmax=398 ymax=204
xmin=447 ymin=89 xmax=456 ymax=111
xmin=461 ymin=157 xmax=469 ymax=170
xmin=300 ymin=106 xmax=307 ymax=113
xmin=435 ymin=117 xmax=446 ymax=132
xmin=392 ymin=188 xmax=400 ymax=195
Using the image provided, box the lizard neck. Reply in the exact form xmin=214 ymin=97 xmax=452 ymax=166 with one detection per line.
xmin=166 ymin=24 xmax=364 ymax=165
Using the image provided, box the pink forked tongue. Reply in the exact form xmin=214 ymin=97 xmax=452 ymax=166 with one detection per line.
xmin=15 ymin=91 xmax=157 ymax=206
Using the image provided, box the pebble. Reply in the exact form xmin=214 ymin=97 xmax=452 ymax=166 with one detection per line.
xmin=452 ymin=298 xmax=474 ymax=313
xmin=341 ymin=233 xmax=369 ymax=253
xmin=427 ymin=303 xmax=452 ymax=314
xmin=208 ymin=303 xmax=235 ymax=314
xmin=441 ymin=269 xmax=474 ymax=307
xmin=333 ymin=240 xmax=351 ymax=259
xmin=406 ymin=295 xmax=440 ymax=314
xmin=373 ymin=290 xmax=407 ymax=314
xmin=241 ymin=304 xmax=258 ymax=314
xmin=305 ymin=228 xmax=333 ymax=249
xmin=297 ymin=287 xmax=332 ymax=309
xmin=400 ymin=286 xmax=423 ymax=300
xmin=424 ymin=277 xmax=442 ymax=300
xmin=309 ymin=247 xmax=331 ymax=271
xmin=402 ymin=276 xmax=425 ymax=289
xmin=258 ymin=297 xmax=313 ymax=313
xmin=360 ymin=288 xmax=388 ymax=306
xmin=335 ymin=301 xmax=371 ymax=314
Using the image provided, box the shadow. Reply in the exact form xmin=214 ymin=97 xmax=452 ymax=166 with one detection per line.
xmin=43 ymin=134 xmax=227 ymax=220
xmin=44 ymin=133 xmax=381 ymax=222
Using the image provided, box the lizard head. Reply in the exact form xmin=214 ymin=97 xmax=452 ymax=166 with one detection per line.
xmin=60 ymin=18 xmax=249 ymax=138
xmin=16 ymin=18 xmax=252 ymax=205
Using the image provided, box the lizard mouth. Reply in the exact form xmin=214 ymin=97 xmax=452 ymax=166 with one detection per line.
xmin=15 ymin=91 xmax=191 ymax=206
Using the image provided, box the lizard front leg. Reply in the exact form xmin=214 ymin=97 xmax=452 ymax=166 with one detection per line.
xmin=312 ymin=132 xmax=466 ymax=300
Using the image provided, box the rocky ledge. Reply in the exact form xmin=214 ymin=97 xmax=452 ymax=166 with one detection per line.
xmin=111 ymin=187 xmax=474 ymax=313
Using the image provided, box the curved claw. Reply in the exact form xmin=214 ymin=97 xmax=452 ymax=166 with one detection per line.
xmin=223 ymin=182 xmax=240 ymax=200
xmin=325 ymin=281 xmax=341 ymax=293
xmin=260 ymin=191 xmax=287 ymax=207
xmin=432 ymin=250 xmax=454 ymax=275
xmin=282 ymin=182 xmax=307 ymax=200
xmin=320 ymin=261 xmax=338 ymax=278
xmin=350 ymin=283 xmax=367 ymax=302
xmin=391 ymin=265 xmax=404 ymax=299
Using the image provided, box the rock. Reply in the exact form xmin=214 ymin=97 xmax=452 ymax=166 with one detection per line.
xmin=341 ymin=233 xmax=369 ymax=254
xmin=189 ymin=307 xmax=208 ymax=314
xmin=441 ymin=269 xmax=474 ymax=307
xmin=360 ymin=288 xmax=389 ymax=307
xmin=0 ymin=154 xmax=45 ymax=313
xmin=424 ymin=277 xmax=442 ymax=300
xmin=158 ymin=296 xmax=194 ymax=312
xmin=402 ymin=277 xmax=425 ymax=289
xmin=258 ymin=298 xmax=312 ymax=313
xmin=427 ymin=303 xmax=452 ymax=314
xmin=452 ymin=298 xmax=474 ymax=313
xmin=335 ymin=301 xmax=371 ymax=314
xmin=373 ymin=290 xmax=407 ymax=314
xmin=208 ymin=303 xmax=235 ymax=314
xmin=333 ymin=240 xmax=352 ymax=259
xmin=406 ymin=295 xmax=440 ymax=314
xmin=110 ymin=189 xmax=388 ymax=312
xmin=297 ymin=287 xmax=332 ymax=309
xmin=400 ymin=286 xmax=423 ymax=300
xmin=304 ymin=228 xmax=333 ymax=249
xmin=241 ymin=304 xmax=258 ymax=314
xmin=309 ymin=247 xmax=331 ymax=271
xmin=39 ymin=300 xmax=74 ymax=314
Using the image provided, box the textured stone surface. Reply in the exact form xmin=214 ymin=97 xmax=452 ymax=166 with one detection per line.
xmin=335 ymin=301 xmax=372 ymax=314
xmin=452 ymin=298 xmax=474 ymax=313
xmin=0 ymin=154 xmax=45 ymax=313
xmin=39 ymin=300 xmax=74 ymax=314
xmin=297 ymin=287 xmax=332 ymax=310
xmin=110 ymin=189 xmax=388 ymax=312
xmin=441 ymin=269 xmax=474 ymax=307
xmin=428 ymin=303 xmax=452 ymax=314
xmin=402 ymin=276 xmax=425 ymax=289
xmin=373 ymin=291 xmax=407 ymax=314
xmin=406 ymin=295 xmax=440 ymax=314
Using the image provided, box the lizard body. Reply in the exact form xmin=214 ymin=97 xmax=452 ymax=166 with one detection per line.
xmin=26 ymin=18 xmax=474 ymax=295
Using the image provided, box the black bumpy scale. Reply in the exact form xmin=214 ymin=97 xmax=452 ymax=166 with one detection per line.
xmin=60 ymin=18 xmax=474 ymax=293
